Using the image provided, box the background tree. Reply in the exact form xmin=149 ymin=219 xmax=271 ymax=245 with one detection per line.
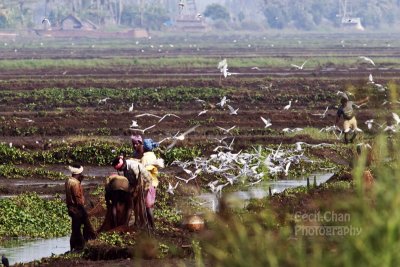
xmin=204 ymin=3 xmax=230 ymax=21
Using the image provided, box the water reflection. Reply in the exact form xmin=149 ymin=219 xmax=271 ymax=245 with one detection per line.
xmin=0 ymin=236 xmax=69 ymax=265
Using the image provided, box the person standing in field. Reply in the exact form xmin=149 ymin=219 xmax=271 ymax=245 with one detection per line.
xmin=65 ymin=164 xmax=96 ymax=251
xmin=111 ymin=153 xmax=153 ymax=230
xmin=131 ymin=136 xmax=164 ymax=229
xmin=335 ymin=96 xmax=369 ymax=144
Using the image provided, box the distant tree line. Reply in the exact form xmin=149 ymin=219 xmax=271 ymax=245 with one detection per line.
xmin=0 ymin=0 xmax=399 ymax=30
xmin=0 ymin=0 xmax=173 ymax=30
xmin=261 ymin=0 xmax=400 ymax=30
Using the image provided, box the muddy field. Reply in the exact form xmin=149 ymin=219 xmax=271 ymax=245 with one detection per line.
xmin=0 ymin=33 xmax=398 ymax=266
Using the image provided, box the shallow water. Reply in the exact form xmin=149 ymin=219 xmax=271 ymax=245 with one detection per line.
xmin=0 ymin=236 xmax=70 ymax=265
xmin=0 ymin=173 xmax=333 ymax=264
xmin=180 ymin=173 xmax=334 ymax=212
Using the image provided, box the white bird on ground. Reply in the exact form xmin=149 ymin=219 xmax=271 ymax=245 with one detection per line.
xmin=282 ymin=127 xmax=303 ymax=133
xmin=217 ymin=59 xmax=228 ymax=71
xmin=365 ymin=119 xmax=374 ymax=130
xmin=98 ymin=97 xmax=110 ymax=104
xmin=260 ymin=116 xmax=272 ymax=128
xmin=368 ymin=74 xmax=374 ymax=84
xmin=311 ymin=106 xmax=329 ymax=118
xmin=291 ymin=60 xmax=308 ymax=70
xmin=128 ymin=103 xmax=134 ymax=112
xmin=227 ymin=105 xmax=239 ymax=115
xmin=283 ymin=100 xmax=292 ymax=110
xmin=9 ymin=142 xmax=12 ymax=148
xmin=374 ymin=83 xmax=387 ymax=92
xmin=194 ymin=97 xmax=207 ymax=105
xmin=135 ymin=113 xmax=162 ymax=119
xmin=167 ymin=182 xmax=179 ymax=195
xmin=295 ymin=142 xmax=305 ymax=151
xmin=198 ymin=110 xmax=208 ymax=116
xmin=21 ymin=118 xmax=34 ymax=123
xmin=158 ymin=113 xmax=181 ymax=123
xmin=167 ymin=125 xmax=200 ymax=150
xmin=129 ymin=124 xmax=156 ymax=134
xmin=359 ymin=56 xmax=375 ymax=66
xmin=217 ymin=125 xmax=236 ymax=134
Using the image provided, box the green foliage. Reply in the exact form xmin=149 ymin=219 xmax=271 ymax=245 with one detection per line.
xmin=0 ymin=193 xmax=69 ymax=238
xmin=0 ymin=142 xmax=132 ymax=166
xmin=0 ymin=86 xmax=229 ymax=111
xmin=0 ymin=164 xmax=66 ymax=180
xmin=162 ymin=146 xmax=202 ymax=166
xmin=97 ymin=232 xmax=134 ymax=247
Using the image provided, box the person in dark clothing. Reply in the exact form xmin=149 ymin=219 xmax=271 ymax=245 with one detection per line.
xmin=98 ymin=174 xmax=132 ymax=232
xmin=65 ymin=164 xmax=96 ymax=251
xmin=335 ymin=96 xmax=369 ymax=143
xmin=2 ymin=255 xmax=9 ymax=267
xmin=112 ymin=155 xmax=153 ymax=229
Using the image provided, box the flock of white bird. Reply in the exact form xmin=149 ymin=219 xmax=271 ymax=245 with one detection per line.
xmin=82 ymin=53 xmax=400 ymax=198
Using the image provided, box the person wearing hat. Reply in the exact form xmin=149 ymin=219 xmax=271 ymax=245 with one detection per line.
xmin=112 ymin=154 xmax=153 ymax=229
xmin=131 ymin=135 xmax=164 ymax=229
xmin=65 ymin=164 xmax=96 ymax=251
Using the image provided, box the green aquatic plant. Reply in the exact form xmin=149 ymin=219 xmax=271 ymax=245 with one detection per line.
xmin=0 ymin=193 xmax=69 ymax=238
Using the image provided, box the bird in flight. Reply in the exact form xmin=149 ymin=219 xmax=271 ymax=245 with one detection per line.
xmin=260 ymin=116 xmax=272 ymax=128
xmin=311 ymin=106 xmax=329 ymax=118
xmin=167 ymin=182 xmax=179 ymax=195
xmin=158 ymin=113 xmax=181 ymax=123
xmin=129 ymin=124 xmax=156 ymax=134
xmin=291 ymin=60 xmax=308 ymax=70
xmin=135 ymin=113 xmax=162 ymax=119
xmin=167 ymin=125 xmax=200 ymax=150
xmin=129 ymin=120 xmax=139 ymax=128
xmin=217 ymin=125 xmax=236 ymax=134
xmin=359 ymin=56 xmax=375 ymax=66
xmin=227 ymin=105 xmax=239 ymax=115
xmin=216 ymin=96 xmax=229 ymax=108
